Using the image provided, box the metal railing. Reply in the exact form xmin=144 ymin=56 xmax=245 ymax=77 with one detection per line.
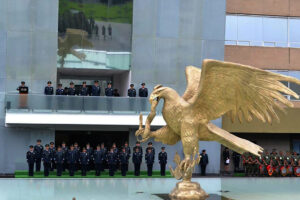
xmin=225 ymin=40 xmax=300 ymax=48
xmin=5 ymin=94 xmax=163 ymax=115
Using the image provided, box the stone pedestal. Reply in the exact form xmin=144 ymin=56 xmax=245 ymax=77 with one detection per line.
xmin=169 ymin=181 xmax=209 ymax=200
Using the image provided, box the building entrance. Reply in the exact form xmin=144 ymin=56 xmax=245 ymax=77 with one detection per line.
xmin=55 ymin=131 xmax=129 ymax=149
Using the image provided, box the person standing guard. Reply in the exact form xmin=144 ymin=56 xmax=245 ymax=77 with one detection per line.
xmin=200 ymin=149 xmax=209 ymax=176
xmin=107 ymin=148 xmax=117 ymax=176
xmin=17 ymin=81 xmax=29 ymax=108
xmin=34 ymin=139 xmax=43 ymax=172
xmin=133 ymin=148 xmax=142 ymax=176
xmin=146 ymin=142 xmax=155 ymax=156
xmin=80 ymin=81 xmax=89 ymax=96
xmin=133 ymin=141 xmax=143 ymax=155
xmin=100 ymin=143 xmax=107 ymax=171
xmin=74 ymin=142 xmax=80 ymax=171
xmin=68 ymin=82 xmax=76 ymax=96
xmin=159 ymin=147 xmax=167 ymax=176
xmin=139 ymin=83 xmax=148 ymax=111
xmin=128 ymin=84 xmax=136 ymax=97
xmin=44 ymin=81 xmax=54 ymax=95
xmin=49 ymin=142 xmax=56 ymax=171
xmin=94 ymin=145 xmax=104 ymax=176
xmin=56 ymin=83 xmax=64 ymax=95
xmin=55 ymin=146 xmax=64 ymax=176
xmin=80 ymin=148 xmax=89 ymax=176
xmin=86 ymin=143 xmax=93 ymax=171
xmin=91 ymin=80 xmax=101 ymax=96
xmin=108 ymin=24 xmax=112 ymax=39
xmin=123 ymin=142 xmax=131 ymax=171
xmin=105 ymin=82 xmax=114 ymax=111
xmin=68 ymin=145 xmax=77 ymax=176
xmin=102 ymin=25 xmax=106 ymax=40
xmin=42 ymin=144 xmax=51 ymax=177
xmin=119 ymin=147 xmax=130 ymax=176
xmin=145 ymin=148 xmax=155 ymax=176
xmin=17 ymin=81 xmax=29 ymax=94
xmin=61 ymin=142 xmax=68 ymax=171
xmin=26 ymin=145 xmax=35 ymax=176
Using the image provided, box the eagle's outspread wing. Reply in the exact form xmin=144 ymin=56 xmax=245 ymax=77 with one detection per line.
xmin=189 ymin=59 xmax=300 ymax=124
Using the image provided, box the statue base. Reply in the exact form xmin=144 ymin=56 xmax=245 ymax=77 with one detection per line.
xmin=169 ymin=180 xmax=209 ymax=200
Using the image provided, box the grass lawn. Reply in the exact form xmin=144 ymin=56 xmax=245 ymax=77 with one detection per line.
xmin=59 ymin=0 xmax=133 ymax=24
xmin=15 ymin=170 xmax=172 ymax=178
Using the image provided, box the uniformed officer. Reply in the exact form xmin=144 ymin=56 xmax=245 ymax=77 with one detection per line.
xmin=17 ymin=81 xmax=29 ymax=94
xmin=56 ymin=83 xmax=64 ymax=95
xmin=68 ymin=82 xmax=76 ymax=96
xmin=133 ymin=141 xmax=143 ymax=155
xmin=133 ymin=147 xmax=142 ymax=176
xmin=119 ymin=147 xmax=130 ymax=176
xmin=138 ymin=83 xmax=148 ymax=97
xmin=128 ymin=84 xmax=136 ymax=97
xmin=86 ymin=143 xmax=93 ymax=171
xmin=122 ymin=142 xmax=131 ymax=171
xmin=68 ymin=145 xmax=77 ymax=176
xmin=100 ymin=143 xmax=107 ymax=171
xmin=49 ymin=142 xmax=56 ymax=171
xmin=80 ymin=148 xmax=89 ymax=176
xmin=42 ymin=144 xmax=51 ymax=177
xmin=94 ymin=145 xmax=104 ymax=176
xmin=44 ymin=81 xmax=54 ymax=95
xmin=26 ymin=145 xmax=35 ymax=176
xmin=112 ymin=142 xmax=119 ymax=171
xmin=61 ymin=142 xmax=68 ymax=171
xmin=91 ymin=80 xmax=101 ymax=96
xmin=74 ymin=142 xmax=80 ymax=171
xmin=145 ymin=148 xmax=155 ymax=176
xmin=159 ymin=147 xmax=167 ymax=176
xmin=55 ymin=146 xmax=64 ymax=176
xmin=34 ymin=139 xmax=43 ymax=172
xmin=146 ymin=142 xmax=155 ymax=156
xmin=80 ymin=81 xmax=89 ymax=96
xmin=107 ymin=148 xmax=117 ymax=176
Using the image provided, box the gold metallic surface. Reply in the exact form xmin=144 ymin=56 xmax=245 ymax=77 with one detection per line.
xmin=135 ymin=59 xmax=300 ymax=199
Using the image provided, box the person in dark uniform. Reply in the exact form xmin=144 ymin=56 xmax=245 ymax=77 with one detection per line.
xmin=133 ymin=147 xmax=142 ymax=176
xmin=113 ymin=89 xmax=120 ymax=96
xmin=200 ymin=149 xmax=209 ymax=176
xmin=63 ymin=87 xmax=68 ymax=95
xmin=26 ymin=145 xmax=35 ymax=176
xmin=17 ymin=81 xmax=29 ymax=94
xmin=102 ymin=25 xmax=106 ymax=40
xmin=232 ymin=151 xmax=241 ymax=172
xmin=91 ymin=80 xmax=101 ymax=96
xmin=42 ymin=144 xmax=51 ymax=177
xmin=17 ymin=81 xmax=29 ymax=108
xmin=128 ymin=84 xmax=136 ymax=97
xmin=44 ymin=81 xmax=54 ymax=95
xmin=158 ymin=147 xmax=167 ymax=176
xmin=100 ymin=143 xmax=107 ymax=171
xmin=68 ymin=145 xmax=77 ymax=176
xmin=74 ymin=142 xmax=80 ymax=171
xmin=80 ymin=81 xmax=89 ymax=96
xmin=68 ymin=82 xmax=76 ymax=96
xmin=112 ymin=142 xmax=119 ymax=171
xmin=55 ymin=146 xmax=64 ymax=176
xmin=80 ymin=148 xmax=89 ymax=176
xmin=34 ymin=139 xmax=43 ymax=172
xmin=223 ymin=147 xmax=230 ymax=175
xmin=107 ymin=148 xmax=117 ymax=176
xmin=139 ymin=83 xmax=148 ymax=111
xmin=119 ymin=147 xmax=130 ymax=176
xmin=86 ymin=143 xmax=93 ymax=171
xmin=122 ymin=142 xmax=131 ymax=171
xmin=108 ymin=24 xmax=112 ymax=39
xmin=56 ymin=83 xmax=64 ymax=95
xmin=146 ymin=142 xmax=155 ymax=156
xmin=145 ymin=148 xmax=155 ymax=176
xmin=105 ymin=82 xmax=114 ymax=96
xmin=49 ymin=142 xmax=56 ymax=171
xmin=94 ymin=145 xmax=104 ymax=176
xmin=61 ymin=142 xmax=68 ymax=171
xmin=133 ymin=141 xmax=143 ymax=155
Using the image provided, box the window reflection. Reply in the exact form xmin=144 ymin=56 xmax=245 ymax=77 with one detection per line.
xmin=57 ymin=0 xmax=133 ymax=69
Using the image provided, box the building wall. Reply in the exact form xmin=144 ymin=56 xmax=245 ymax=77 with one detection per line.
xmin=130 ymin=0 xmax=226 ymax=174
xmin=0 ymin=0 xmax=58 ymax=174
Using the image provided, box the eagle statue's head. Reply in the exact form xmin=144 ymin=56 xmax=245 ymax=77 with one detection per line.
xmin=149 ymin=84 xmax=168 ymax=104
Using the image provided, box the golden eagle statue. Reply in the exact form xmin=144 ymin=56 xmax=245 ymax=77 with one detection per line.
xmin=135 ymin=59 xmax=300 ymax=199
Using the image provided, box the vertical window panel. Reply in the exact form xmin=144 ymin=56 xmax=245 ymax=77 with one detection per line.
xmin=263 ymin=17 xmax=288 ymax=43
xmin=237 ymin=15 xmax=263 ymax=42
xmin=225 ymin=15 xmax=237 ymax=41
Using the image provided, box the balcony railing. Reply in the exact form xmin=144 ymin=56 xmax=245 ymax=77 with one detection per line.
xmin=5 ymin=94 xmax=163 ymax=115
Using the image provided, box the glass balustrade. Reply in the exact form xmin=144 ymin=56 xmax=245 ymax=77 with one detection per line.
xmin=5 ymin=94 xmax=162 ymax=115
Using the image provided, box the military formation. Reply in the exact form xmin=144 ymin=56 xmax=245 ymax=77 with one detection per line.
xmin=26 ymin=140 xmax=167 ymax=177
xmin=243 ymin=149 xmax=300 ymax=177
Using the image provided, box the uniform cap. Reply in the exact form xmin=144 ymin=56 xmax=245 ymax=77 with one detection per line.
xmin=37 ymin=139 xmax=41 ymax=142
xmin=58 ymin=83 xmax=62 ymax=86
xmin=148 ymin=142 xmax=152 ymax=145
xmin=70 ymin=82 xmax=74 ymax=85
xmin=45 ymin=144 xmax=49 ymax=147
xmin=136 ymin=141 xmax=140 ymax=144
xmin=47 ymin=81 xmax=52 ymax=84
xmin=130 ymin=84 xmax=134 ymax=87
xmin=82 ymin=81 xmax=86 ymax=84
xmin=94 ymin=80 xmax=99 ymax=83
xmin=50 ymin=142 xmax=54 ymax=145
xmin=161 ymin=147 xmax=165 ymax=150
xmin=107 ymin=82 xmax=112 ymax=85
xmin=29 ymin=145 xmax=33 ymax=148
xmin=141 ymin=83 xmax=145 ymax=86
xmin=21 ymin=81 xmax=25 ymax=84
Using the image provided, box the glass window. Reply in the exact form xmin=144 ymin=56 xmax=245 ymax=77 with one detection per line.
xmin=289 ymin=18 xmax=300 ymax=43
xmin=237 ymin=15 xmax=263 ymax=42
xmin=225 ymin=15 xmax=237 ymax=41
xmin=263 ymin=17 xmax=287 ymax=43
